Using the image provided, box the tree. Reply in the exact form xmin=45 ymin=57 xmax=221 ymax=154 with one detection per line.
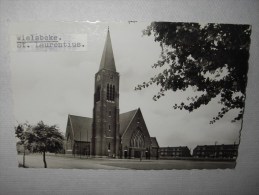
xmin=30 ymin=121 xmax=64 ymax=168
xmin=15 ymin=123 xmax=33 ymax=167
xmin=135 ymin=22 xmax=251 ymax=123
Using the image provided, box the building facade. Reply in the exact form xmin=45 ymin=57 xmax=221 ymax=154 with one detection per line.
xmin=193 ymin=144 xmax=238 ymax=159
xmin=65 ymin=29 xmax=159 ymax=158
xmin=160 ymin=146 xmax=191 ymax=158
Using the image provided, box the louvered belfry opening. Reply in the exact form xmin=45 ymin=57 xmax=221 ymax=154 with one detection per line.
xmin=106 ymin=83 xmax=115 ymax=101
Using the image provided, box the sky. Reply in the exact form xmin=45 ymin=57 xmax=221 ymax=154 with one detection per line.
xmin=10 ymin=21 xmax=243 ymax=152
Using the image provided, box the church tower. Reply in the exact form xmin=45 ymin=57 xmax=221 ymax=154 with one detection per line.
xmin=92 ymin=28 xmax=120 ymax=157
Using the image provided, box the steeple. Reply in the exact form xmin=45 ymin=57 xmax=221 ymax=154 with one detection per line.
xmin=99 ymin=27 xmax=116 ymax=71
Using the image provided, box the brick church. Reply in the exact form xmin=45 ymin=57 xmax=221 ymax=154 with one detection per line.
xmin=65 ymin=28 xmax=159 ymax=159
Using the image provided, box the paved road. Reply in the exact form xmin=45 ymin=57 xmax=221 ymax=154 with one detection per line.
xmin=17 ymin=154 xmax=128 ymax=169
xmin=17 ymin=154 xmax=236 ymax=170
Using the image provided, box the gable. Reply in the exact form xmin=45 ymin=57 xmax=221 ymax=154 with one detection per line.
xmin=66 ymin=114 xmax=92 ymax=142
xmin=121 ymin=108 xmax=152 ymax=146
xmin=119 ymin=109 xmax=138 ymax=135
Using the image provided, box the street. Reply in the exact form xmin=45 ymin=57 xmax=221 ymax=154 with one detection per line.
xmin=17 ymin=154 xmax=236 ymax=170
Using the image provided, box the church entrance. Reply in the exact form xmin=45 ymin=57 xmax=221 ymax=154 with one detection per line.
xmin=128 ymin=148 xmax=145 ymax=158
xmin=124 ymin=150 xmax=128 ymax=159
xmin=134 ymin=150 xmax=141 ymax=158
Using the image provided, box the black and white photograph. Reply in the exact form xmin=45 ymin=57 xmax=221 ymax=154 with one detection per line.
xmin=10 ymin=21 xmax=251 ymax=170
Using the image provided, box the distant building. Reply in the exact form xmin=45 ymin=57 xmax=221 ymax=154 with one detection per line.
xmin=160 ymin=146 xmax=191 ymax=158
xmin=193 ymin=144 xmax=238 ymax=159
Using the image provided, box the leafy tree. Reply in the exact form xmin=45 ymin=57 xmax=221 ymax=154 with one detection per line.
xmin=136 ymin=22 xmax=251 ymax=123
xmin=30 ymin=121 xmax=64 ymax=168
xmin=15 ymin=123 xmax=33 ymax=167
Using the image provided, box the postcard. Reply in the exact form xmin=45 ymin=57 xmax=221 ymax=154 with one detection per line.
xmin=10 ymin=21 xmax=251 ymax=169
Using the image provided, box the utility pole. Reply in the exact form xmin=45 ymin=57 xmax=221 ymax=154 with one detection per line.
xmin=80 ymin=131 xmax=81 ymax=159
xmin=73 ymin=142 xmax=75 ymax=158
xmin=214 ymin=141 xmax=218 ymax=159
xmin=87 ymin=128 xmax=88 ymax=158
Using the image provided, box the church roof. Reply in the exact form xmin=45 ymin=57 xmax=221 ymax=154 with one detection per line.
xmin=67 ymin=109 xmax=138 ymax=141
xmin=150 ymin=137 xmax=159 ymax=148
xmin=99 ymin=28 xmax=116 ymax=71
xmin=119 ymin=109 xmax=138 ymax=135
xmin=67 ymin=108 xmax=159 ymax=145
xmin=68 ymin=115 xmax=92 ymax=142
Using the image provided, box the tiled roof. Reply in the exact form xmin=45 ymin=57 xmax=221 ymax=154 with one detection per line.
xmin=68 ymin=108 xmax=147 ymax=140
xmin=119 ymin=109 xmax=138 ymax=135
xmin=69 ymin=115 xmax=92 ymax=142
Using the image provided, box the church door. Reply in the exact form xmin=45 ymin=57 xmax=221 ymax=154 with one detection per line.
xmin=124 ymin=150 xmax=128 ymax=159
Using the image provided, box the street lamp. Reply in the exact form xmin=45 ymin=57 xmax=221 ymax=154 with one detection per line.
xmin=80 ymin=131 xmax=81 ymax=159
xmin=214 ymin=141 xmax=218 ymax=159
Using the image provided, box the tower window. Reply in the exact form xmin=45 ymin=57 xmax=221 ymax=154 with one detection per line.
xmin=108 ymin=125 xmax=111 ymax=130
xmin=109 ymin=110 xmax=111 ymax=117
xmin=109 ymin=85 xmax=112 ymax=100
xmin=112 ymin=85 xmax=115 ymax=101
xmin=107 ymin=84 xmax=115 ymax=101
xmin=95 ymin=86 xmax=101 ymax=102
xmin=107 ymin=84 xmax=110 ymax=100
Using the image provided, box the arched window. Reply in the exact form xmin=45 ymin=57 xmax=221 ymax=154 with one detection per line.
xmin=107 ymin=84 xmax=110 ymax=100
xmin=109 ymin=84 xmax=112 ymax=100
xmin=95 ymin=86 xmax=101 ymax=102
xmin=112 ymin=85 xmax=115 ymax=101
xmin=130 ymin=129 xmax=145 ymax=148
xmin=107 ymin=84 xmax=115 ymax=101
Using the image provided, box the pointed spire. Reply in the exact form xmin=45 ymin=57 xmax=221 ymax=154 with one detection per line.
xmin=99 ymin=27 xmax=116 ymax=71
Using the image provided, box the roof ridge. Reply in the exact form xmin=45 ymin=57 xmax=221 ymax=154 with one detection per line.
xmin=120 ymin=109 xmax=138 ymax=115
xmin=69 ymin=114 xmax=92 ymax=119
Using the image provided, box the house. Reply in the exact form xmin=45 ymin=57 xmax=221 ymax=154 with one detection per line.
xmin=193 ymin=144 xmax=238 ymax=159
xmin=160 ymin=146 xmax=191 ymax=158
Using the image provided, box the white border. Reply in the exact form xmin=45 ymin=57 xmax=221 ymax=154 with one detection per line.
xmin=0 ymin=0 xmax=258 ymax=194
